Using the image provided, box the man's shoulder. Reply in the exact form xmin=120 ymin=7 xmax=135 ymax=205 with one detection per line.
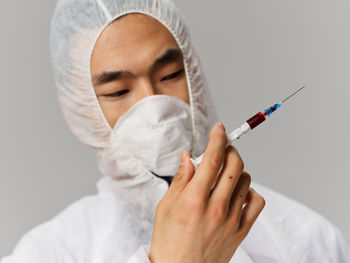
xmin=252 ymin=181 xmax=322 ymax=220
xmin=252 ymin=181 xmax=336 ymax=235
xmin=54 ymin=192 xmax=117 ymax=222
xmin=247 ymin=182 xmax=350 ymax=262
xmin=3 ymin=192 xmax=129 ymax=261
xmin=19 ymin=193 xmax=118 ymax=248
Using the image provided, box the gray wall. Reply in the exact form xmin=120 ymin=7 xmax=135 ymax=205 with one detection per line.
xmin=0 ymin=0 xmax=349 ymax=256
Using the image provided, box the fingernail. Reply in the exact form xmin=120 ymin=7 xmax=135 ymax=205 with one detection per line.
xmin=180 ymin=151 xmax=187 ymax=165
xmin=217 ymin=122 xmax=225 ymax=131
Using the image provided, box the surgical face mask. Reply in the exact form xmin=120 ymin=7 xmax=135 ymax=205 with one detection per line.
xmin=112 ymin=95 xmax=193 ymax=178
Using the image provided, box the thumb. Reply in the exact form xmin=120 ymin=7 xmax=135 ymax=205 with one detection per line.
xmin=169 ymin=151 xmax=193 ymax=192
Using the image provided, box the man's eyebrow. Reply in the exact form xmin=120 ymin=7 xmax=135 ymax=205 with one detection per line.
xmin=93 ymin=71 xmax=132 ymax=86
xmin=152 ymin=48 xmax=183 ymax=68
xmin=92 ymin=48 xmax=183 ymax=86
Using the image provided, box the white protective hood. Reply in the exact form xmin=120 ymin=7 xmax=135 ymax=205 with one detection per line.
xmin=49 ymin=0 xmax=221 ymax=260
xmin=50 ymin=0 xmax=217 ymax=175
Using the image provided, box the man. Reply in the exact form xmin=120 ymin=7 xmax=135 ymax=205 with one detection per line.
xmin=2 ymin=0 xmax=349 ymax=262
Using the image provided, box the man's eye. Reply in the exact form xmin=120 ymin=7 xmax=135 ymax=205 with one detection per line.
xmin=161 ymin=69 xmax=184 ymax=81
xmin=105 ymin=90 xmax=129 ymax=97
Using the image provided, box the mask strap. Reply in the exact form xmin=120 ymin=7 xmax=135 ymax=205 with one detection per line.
xmin=151 ymin=171 xmax=173 ymax=187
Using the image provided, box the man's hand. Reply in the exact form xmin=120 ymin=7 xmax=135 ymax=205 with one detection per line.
xmin=150 ymin=122 xmax=265 ymax=263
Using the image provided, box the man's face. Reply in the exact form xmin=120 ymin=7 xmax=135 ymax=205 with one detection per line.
xmin=90 ymin=14 xmax=190 ymax=128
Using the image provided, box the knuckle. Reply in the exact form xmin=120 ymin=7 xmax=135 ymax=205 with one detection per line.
xmin=227 ymin=214 xmax=240 ymax=229
xmin=226 ymin=146 xmax=244 ymax=171
xmin=224 ymin=146 xmax=234 ymax=160
xmin=210 ymin=197 xmax=228 ymax=222
xmin=208 ymin=151 xmax=223 ymax=168
xmin=226 ymin=145 xmax=235 ymax=152
xmin=241 ymin=172 xmax=251 ymax=185
xmin=211 ymin=205 xmax=226 ymax=223
xmin=187 ymin=197 xmax=206 ymax=213
xmin=230 ymin=153 xmax=244 ymax=172
xmin=251 ymin=190 xmax=266 ymax=208
xmin=256 ymin=195 xmax=266 ymax=208
xmin=215 ymin=196 xmax=229 ymax=208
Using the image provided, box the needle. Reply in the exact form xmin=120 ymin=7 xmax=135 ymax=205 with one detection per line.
xmin=281 ymin=85 xmax=306 ymax=103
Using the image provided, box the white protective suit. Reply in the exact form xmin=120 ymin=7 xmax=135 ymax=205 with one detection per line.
xmin=2 ymin=0 xmax=350 ymax=262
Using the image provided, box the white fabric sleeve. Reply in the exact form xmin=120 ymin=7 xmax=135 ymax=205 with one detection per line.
xmin=1 ymin=232 xmax=75 ymax=263
xmin=127 ymin=245 xmax=152 ymax=263
xmin=2 ymin=238 xmax=152 ymax=263
xmin=2 ymin=229 xmax=151 ymax=263
xmin=306 ymin=216 xmax=350 ymax=263
xmin=324 ymin=224 xmax=350 ymax=262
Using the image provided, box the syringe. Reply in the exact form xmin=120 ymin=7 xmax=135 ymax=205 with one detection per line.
xmin=191 ymin=86 xmax=306 ymax=168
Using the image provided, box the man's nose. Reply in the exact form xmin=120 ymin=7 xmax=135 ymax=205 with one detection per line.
xmin=136 ymin=78 xmax=157 ymax=100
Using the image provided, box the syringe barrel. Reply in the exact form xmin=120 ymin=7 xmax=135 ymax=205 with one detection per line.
xmin=246 ymin=112 xmax=266 ymax=129
xmin=191 ymin=122 xmax=251 ymax=169
xmin=227 ymin=122 xmax=251 ymax=142
xmin=191 ymin=106 xmax=278 ymax=169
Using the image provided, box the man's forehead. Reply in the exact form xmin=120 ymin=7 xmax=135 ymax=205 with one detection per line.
xmin=104 ymin=13 xmax=173 ymax=43
xmin=93 ymin=13 xmax=178 ymax=56
xmin=91 ymin=13 xmax=183 ymax=81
